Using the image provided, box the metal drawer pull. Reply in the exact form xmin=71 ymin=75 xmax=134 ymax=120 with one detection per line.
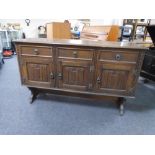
xmin=97 ymin=77 xmax=101 ymax=83
xmin=33 ymin=48 xmax=39 ymax=55
xmin=50 ymin=72 xmax=54 ymax=79
xmin=115 ymin=54 xmax=121 ymax=61
xmin=58 ymin=73 xmax=62 ymax=79
xmin=73 ymin=51 xmax=78 ymax=57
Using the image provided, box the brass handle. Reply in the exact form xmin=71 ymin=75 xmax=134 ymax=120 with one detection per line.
xmin=115 ymin=54 xmax=121 ymax=61
xmin=73 ymin=51 xmax=78 ymax=58
xmin=33 ymin=48 xmax=39 ymax=55
xmin=58 ymin=73 xmax=62 ymax=79
xmin=97 ymin=76 xmax=101 ymax=84
xmin=50 ymin=72 xmax=54 ymax=79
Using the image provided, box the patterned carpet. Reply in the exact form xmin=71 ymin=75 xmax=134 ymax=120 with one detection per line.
xmin=0 ymin=56 xmax=155 ymax=135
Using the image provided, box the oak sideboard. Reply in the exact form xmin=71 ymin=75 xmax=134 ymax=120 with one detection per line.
xmin=14 ymin=39 xmax=147 ymax=115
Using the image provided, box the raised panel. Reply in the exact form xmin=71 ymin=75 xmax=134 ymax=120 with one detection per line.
xmin=27 ymin=63 xmax=50 ymax=82
xmin=96 ymin=62 xmax=136 ymax=96
xmin=100 ymin=69 xmax=128 ymax=90
xmin=57 ymin=60 xmax=93 ymax=91
xmin=63 ymin=66 xmax=86 ymax=85
xmin=21 ymin=57 xmax=54 ymax=88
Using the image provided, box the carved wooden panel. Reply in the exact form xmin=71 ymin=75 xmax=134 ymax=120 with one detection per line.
xmin=96 ymin=62 xmax=136 ymax=95
xmin=15 ymin=42 xmax=145 ymax=99
xmin=57 ymin=60 xmax=93 ymax=91
xmin=21 ymin=57 xmax=54 ymax=88
xmin=100 ymin=69 xmax=128 ymax=90
xmin=27 ymin=64 xmax=49 ymax=82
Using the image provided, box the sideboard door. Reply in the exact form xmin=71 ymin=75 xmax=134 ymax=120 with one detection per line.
xmin=96 ymin=62 xmax=136 ymax=96
xmin=20 ymin=57 xmax=55 ymax=88
xmin=57 ymin=60 xmax=93 ymax=91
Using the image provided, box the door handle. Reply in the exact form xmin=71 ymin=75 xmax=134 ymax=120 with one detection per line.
xmin=73 ymin=51 xmax=78 ymax=58
xmin=33 ymin=48 xmax=39 ymax=55
xmin=115 ymin=54 xmax=121 ymax=61
xmin=50 ymin=72 xmax=54 ymax=79
xmin=97 ymin=76 xmax=101 ymax=84
xmin=58 ymin=73 xmax=62 ymax=79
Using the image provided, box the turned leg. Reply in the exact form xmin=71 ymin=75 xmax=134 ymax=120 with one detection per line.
xmin=29 ymin=88 xmax=39 ymax=104
xmin=117 ymin=97 xmax=126 ymax=116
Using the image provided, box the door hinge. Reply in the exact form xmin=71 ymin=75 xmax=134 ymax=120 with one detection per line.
xmin=58 ymin=73 xmax=63 ymax=80
xmin=90 ymin=65 xmax=94 ymax=72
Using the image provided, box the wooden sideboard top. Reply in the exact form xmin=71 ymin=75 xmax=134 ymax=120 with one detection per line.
xmin=14 ymin=38 xmax=148 ymax=50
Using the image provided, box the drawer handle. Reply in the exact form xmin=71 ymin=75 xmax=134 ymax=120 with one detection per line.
xmin=115 ymin=54 xmax=121 ymax=61
xmin=50 ymin=72 xmax=54 ymax=79
xmin=73 ymin=51 xmax=78 ymax=58
xmin=58 ymin=73 xmax=62 ymax=79
xmin=33 ymin=49 xmax=39 ymax=55
xmin=97 ymin=76 xmax=101 ymax=84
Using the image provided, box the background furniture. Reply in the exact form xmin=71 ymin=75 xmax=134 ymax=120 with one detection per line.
xmin=140 ymin=50 xmax=155 ymax=82
xmin=122 ymin=19 xmax=151 ymax=41
xmin=0 ymin=30 xmax=11 ymax=49
xmin=120 ymin=25 xmax=133 ymax=41
xmin=80 ymin=25 xmax=120 ymax=41
xmin=0 ymin=29 xmax=21 ymax=53
xmin=140 ymin=25 xmax=155 ymax=82
xmin=131 ymin=19 xmax=151 ymax=41
xmin=14 ymin=39 xmax=146 ymax=115
xmin=46 ymin=22 xmax=71 ymax=40
xmin=0 ymin=36 xmax=4 ymax=67
xmin=38 ymin=26 xmax=47 ymax=38
xmin=106 ymin=25 xmax=120 ymax=41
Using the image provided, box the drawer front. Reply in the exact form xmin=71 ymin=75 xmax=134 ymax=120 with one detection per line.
xmin=57 ymin=48 xmax=94 ymax=60
xmin=20 ymin=45 xmax=52 ymax=57
xmin=99 ymin=50 xmax=139 ymax=62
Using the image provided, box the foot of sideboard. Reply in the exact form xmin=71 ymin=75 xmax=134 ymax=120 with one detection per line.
xmin=28 ymin=88 xmax=39 ymax=104
xmin=117 ymin=97 xmax=126 ymax=116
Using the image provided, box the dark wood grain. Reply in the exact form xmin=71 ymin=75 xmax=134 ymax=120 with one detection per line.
xmin=14 ymin=39 xmax=146 ymax=115
xmin=14 ymin=38 xmax=148 ymax=50
xmin=20 ymin=56 xmax=55 ymax=88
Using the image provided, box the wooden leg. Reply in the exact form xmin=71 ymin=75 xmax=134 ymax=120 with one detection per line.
xmin=2 ymin=58 xmax=4 ymax=64
xmin=144 ymin=79 xmax=149 ymax=83
xmin=29 ymin=88 xmax=39 ymax=104
xmin=117 ymin=97 xmax=126 ymax=116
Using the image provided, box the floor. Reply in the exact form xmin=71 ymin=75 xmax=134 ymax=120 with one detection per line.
xmin=0 ymin=56 xmax=155 ymax=135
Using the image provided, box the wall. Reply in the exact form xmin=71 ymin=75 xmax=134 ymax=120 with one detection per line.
xmin=150 ymin=19 xmax=155 ymax=24
xmin=0 ymin=19 xmax=64 ymax=38
xmin=90 ymin=19 xmax=123 ymax=26
xmin=0 ymin=19 xmax=124 ymax=38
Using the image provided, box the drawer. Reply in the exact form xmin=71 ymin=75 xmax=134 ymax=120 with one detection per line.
xmin=20 ymin=45 xmax=52 ymax=56
xmin=99 ymin=50 xmax=139 ymax=62
xmin=58 ymin=48 xmax=94 ymax=60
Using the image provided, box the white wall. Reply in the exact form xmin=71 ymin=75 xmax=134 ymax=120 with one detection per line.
xmin=150 ymin=19 xmax=155 ymax=24
xmin=0 ymin=19 xmax=124 ymax=38
xmin=0 ymin=19 xmax=64 ymax=38
xmin=90 ymin=19 xmax=123 ymax=26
